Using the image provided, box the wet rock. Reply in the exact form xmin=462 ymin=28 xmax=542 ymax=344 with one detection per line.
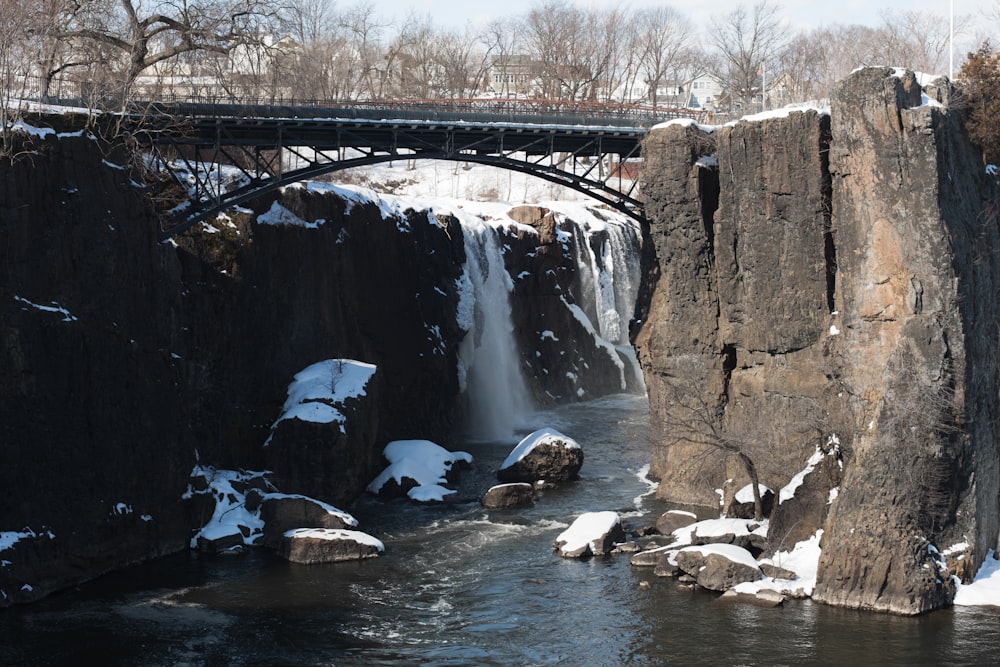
xmin=482 ymin=483 xmax=536 ymax=509
xmin=195 ymin=529 xmax=246 ymax=554
xmin=498 ymin=428 xmax=583 ymax=483
xmin=675 ymin=544 xmax=763 ymax=592
xmin=630 ymin=545 xmax=673 ymax=567
xmin=278 ymin=528 xmax=384 ymax=564
xmin=654 ymin=552 xmax=681 ymax=578
xmin=721 ymin=588 xmax=785 ymax=607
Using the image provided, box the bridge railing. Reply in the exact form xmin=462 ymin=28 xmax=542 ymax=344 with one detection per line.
xmin=132 ymin=94 xmax=700 ymax=127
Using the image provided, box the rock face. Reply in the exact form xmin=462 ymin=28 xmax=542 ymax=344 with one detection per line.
xmin=636 ymin=68 xmax=1000 ymax=614
xmin=0 ymin=114 xmax=635 ymax=605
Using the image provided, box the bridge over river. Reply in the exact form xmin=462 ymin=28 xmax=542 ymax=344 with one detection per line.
xmin=126 ymin=100 xmax=697 ymax=240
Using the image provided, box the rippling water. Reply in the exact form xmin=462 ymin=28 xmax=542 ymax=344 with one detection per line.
xmin=3 ymin=395 xmax=1000 ymax=666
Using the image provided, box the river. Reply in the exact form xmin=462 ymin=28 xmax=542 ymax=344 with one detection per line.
xmin=2 ymin=394 xmax=1000 ymax=666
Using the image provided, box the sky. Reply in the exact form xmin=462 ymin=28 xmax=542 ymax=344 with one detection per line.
xmin=372 ymin=0 xmax=997 ymax=36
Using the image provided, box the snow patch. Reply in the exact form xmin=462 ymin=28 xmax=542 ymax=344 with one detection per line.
xmin=366 ymin=439 xmax=472 ymax=502
xmin=266 ymin=359 xmax=376 ymax=439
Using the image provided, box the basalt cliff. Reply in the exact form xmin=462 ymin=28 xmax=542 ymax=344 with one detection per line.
xmin=635 ymin=67 xmax=1000 ymax=614
xmin=0 ymin=115 xmax=639 ymax=605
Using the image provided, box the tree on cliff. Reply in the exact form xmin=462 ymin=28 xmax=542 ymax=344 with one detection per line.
xmin=959 ymin=41 xmax=1000 ymax=166
xmin=657 ymin=362 xmax=770 ymax=521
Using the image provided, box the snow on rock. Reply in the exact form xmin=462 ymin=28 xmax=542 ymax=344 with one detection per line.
xmin=185 ymin=466 xmax=270 ymax=552
xmin=954 ymin=550 xmax=1000 ymax=607
xmin=258 ymin=493 xmax=358 ymax=547
xmin=735 ymin=529 xmax=824 ymax=599
xmin=497 ymin=427 xmax=583 ymax=483
xmin=186 ymin=466 xmax=367 ymax=554
xmin=670 ymin=517 xmax=767 ymax=553
xmin=278 ymin=528 xmax=384 ymax=564
xmin=266 ymin=359 xmax=377 ymax=440
xmin=675 ymin=543 xmax=764 ymax=591
xmin=553 ymin=511 xmax=626 ymax=558
xmin=366 ymin=439 xmax=472 ymax=502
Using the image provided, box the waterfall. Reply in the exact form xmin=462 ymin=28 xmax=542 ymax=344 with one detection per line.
xmin=456 ymin=218 xmax=533 ymax=441
xmin=568 ymin=215 xmax=646 ymax=392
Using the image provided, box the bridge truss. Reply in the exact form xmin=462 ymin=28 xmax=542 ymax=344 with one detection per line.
xmin=130 ymin=104 xmax=650 ymax=241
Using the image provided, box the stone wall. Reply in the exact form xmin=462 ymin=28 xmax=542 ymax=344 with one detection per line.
xmin=636 ymin=68 xmax=1000 ymax=614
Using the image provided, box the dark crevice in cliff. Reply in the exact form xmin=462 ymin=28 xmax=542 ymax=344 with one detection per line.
xmin=819 ymin=115 xmax=837 ymax=314
xmin=698 ymin=164 xmax=720 ymax=253
xmin=720 ymin=343 xmax=737 ymax=408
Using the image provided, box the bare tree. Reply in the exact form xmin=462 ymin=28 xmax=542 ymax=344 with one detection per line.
xmin=47 ymin=0 xmax=279 ymax=106
xmin=633 ymin=6 xmax=692 ymax=106
xmin=709 ymin=0 xmax=786 ymax=112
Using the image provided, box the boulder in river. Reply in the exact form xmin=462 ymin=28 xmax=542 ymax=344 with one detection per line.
xmin=482 ymin=483 xmax=536 ymax=509
xmin=553 ymin=511 xmax=626 ymax=558
xmin=259 ymin=493 xmax=358 ymax=548
xmin=498 ymin=428 xmax=583 ymax=483
xmin=278 ymin=528 xmax=384 ymax=564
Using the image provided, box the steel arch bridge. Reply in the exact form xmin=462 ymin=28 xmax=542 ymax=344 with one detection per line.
xmin=129 ymin=102 xmax=672 ymax=241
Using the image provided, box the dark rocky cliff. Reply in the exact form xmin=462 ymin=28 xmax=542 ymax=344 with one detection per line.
xmin=1 ymin=119 xmax=639 ymax=605
xmin=636 ymin=68 xmax=1000 ymax=614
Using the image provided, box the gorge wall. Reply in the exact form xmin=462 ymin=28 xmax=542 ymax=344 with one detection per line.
xmin=636 ymin=67 xmax=1000 ymax=614
xmin=0 ymin=116 xmax=640 ymax=606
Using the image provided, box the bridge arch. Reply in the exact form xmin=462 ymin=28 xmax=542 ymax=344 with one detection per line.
xmin=130 ymin=104 xmax=664 ymax=241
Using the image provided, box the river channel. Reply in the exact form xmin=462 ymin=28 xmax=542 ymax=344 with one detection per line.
xmin=2 ymin=394 xmax=1000 ymax=666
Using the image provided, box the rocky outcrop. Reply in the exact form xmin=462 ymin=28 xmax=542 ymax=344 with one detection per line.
xmin=636 ymin=69 xmax=1000 ymax=614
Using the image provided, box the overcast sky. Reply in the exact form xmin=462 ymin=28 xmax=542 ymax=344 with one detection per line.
xmin=372 ymin=0 xmax=997 ymax=37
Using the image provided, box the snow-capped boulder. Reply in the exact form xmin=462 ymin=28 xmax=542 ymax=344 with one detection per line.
xmin=553 ymin=511 xmax=626 ymax=558
xmin=366 ymin=439 xmax=472 ymax=502
xmin=498 ymin=428 xmax=583 ymax=483
xmin=278 ymin=528 xmax=384 ymax=564
xmin=482 ymin=483 xmax=535 ymax=509
xmin=675 ymin=544 xmax=764 ymax=592
xmin=259 ymin=494 xmax=358 ymax=548
xmin=655 ymin=509 xmax=698 ymax=535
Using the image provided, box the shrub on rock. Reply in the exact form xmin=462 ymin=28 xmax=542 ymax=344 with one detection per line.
xmin=498 ymin=427 xmax=583 ymax=483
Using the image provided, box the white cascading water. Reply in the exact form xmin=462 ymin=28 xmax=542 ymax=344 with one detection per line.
xmin=456 ymin=218 xmax=533 ymax=442
xmin=569 ymin=215 xmax=646 ymax=392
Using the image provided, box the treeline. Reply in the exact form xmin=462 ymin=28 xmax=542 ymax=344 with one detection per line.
xmin=0 ymin=0 xmax=995 ymax=113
